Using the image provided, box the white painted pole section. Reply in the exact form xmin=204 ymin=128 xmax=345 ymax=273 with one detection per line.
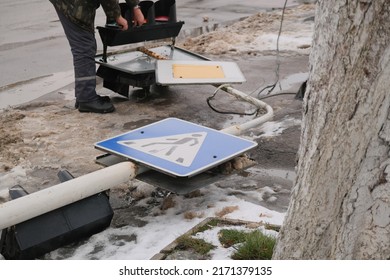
xmin=219 ymin=85 xmax=274 ymax=136
xmin=0 ymin=161 xmax=137 ymax=230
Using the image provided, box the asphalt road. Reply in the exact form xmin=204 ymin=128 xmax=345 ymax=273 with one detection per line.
xmin=0 ymin=0 xmax=300 ymax=90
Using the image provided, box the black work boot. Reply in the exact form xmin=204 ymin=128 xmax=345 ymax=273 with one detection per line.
xmin=78 ymin=98 xmax=115 ymax=114
xmin=75 ymin=95 xmax=111 ymax=109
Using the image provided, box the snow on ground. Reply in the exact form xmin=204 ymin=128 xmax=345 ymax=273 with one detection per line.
xmin=43 ymin=187 xmax=284 ymax=260
xmin=178 ymin=4 xmax=314 ymax=56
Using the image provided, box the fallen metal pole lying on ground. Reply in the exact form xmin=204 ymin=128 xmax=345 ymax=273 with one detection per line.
xmin=218 ymin=85 xmax=274 ymax=136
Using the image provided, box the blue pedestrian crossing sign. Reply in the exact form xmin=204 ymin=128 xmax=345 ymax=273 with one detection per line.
xmin=95 ymin=118 xmax=257 ymax=177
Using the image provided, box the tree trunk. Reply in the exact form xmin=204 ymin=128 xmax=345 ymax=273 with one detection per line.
xmin=273 ymin=0 xmax=390 ymax=259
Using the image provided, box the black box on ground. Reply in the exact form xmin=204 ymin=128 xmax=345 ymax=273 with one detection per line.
xmin=0 ymin=172 xmax=114 ymax=260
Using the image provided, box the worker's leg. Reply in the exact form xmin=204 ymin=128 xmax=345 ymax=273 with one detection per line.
xmin=54 ymin=9 xmax=114 ymax=113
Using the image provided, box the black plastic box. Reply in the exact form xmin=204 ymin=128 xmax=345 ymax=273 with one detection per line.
xmin=0 ymin=177 xmax=113 ymax=259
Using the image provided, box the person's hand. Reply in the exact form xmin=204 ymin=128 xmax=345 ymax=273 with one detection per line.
xmin=133 ymin=7 xmax=146 ymax=26
xmin=116 ymin=15 xmax=128 ymax=30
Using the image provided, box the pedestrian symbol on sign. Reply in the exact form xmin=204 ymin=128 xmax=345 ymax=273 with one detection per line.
xmin=117 ymin=132 xmax=207 ymax=167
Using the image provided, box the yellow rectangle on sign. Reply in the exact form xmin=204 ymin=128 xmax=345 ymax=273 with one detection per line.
xmin=173 ymin=64 xmax=225 ymax=79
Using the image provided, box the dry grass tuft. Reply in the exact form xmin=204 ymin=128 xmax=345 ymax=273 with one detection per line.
xmin=215 ymin=206 xmax=239 ymax=217
xmin=183 ymin=211 xmax=205 ymax=220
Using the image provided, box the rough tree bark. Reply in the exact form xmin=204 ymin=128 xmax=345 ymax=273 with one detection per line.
xmin=273 ymin=0 xmax=390 ymax=259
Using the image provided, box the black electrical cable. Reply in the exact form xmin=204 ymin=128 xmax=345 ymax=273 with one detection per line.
xmin=206 ymin=0 xmax=289 ymax=115
xmin=257 ymin=0 xmax=288 ymax=98
xmin=257 ymin=92 xmax=296 ymax=100
xmin=206 ymin=87 xmax=259 ymax=116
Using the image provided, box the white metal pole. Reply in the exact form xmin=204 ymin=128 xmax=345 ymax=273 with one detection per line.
xmin=218 ymin=85 xmax=274 ymax=136
xmin=0 ymin=161 xmax=138 ymax=231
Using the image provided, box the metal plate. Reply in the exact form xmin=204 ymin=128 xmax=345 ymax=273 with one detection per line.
xmin=95 ymin=153 xmax=254 ymax=195
xmin=155 ymin=60 xmax=246 ymax=85
xmin=95 ymin=46 xmax=208 ymax=75
xmin=95 ymin=118 xmax=257 ymax=178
